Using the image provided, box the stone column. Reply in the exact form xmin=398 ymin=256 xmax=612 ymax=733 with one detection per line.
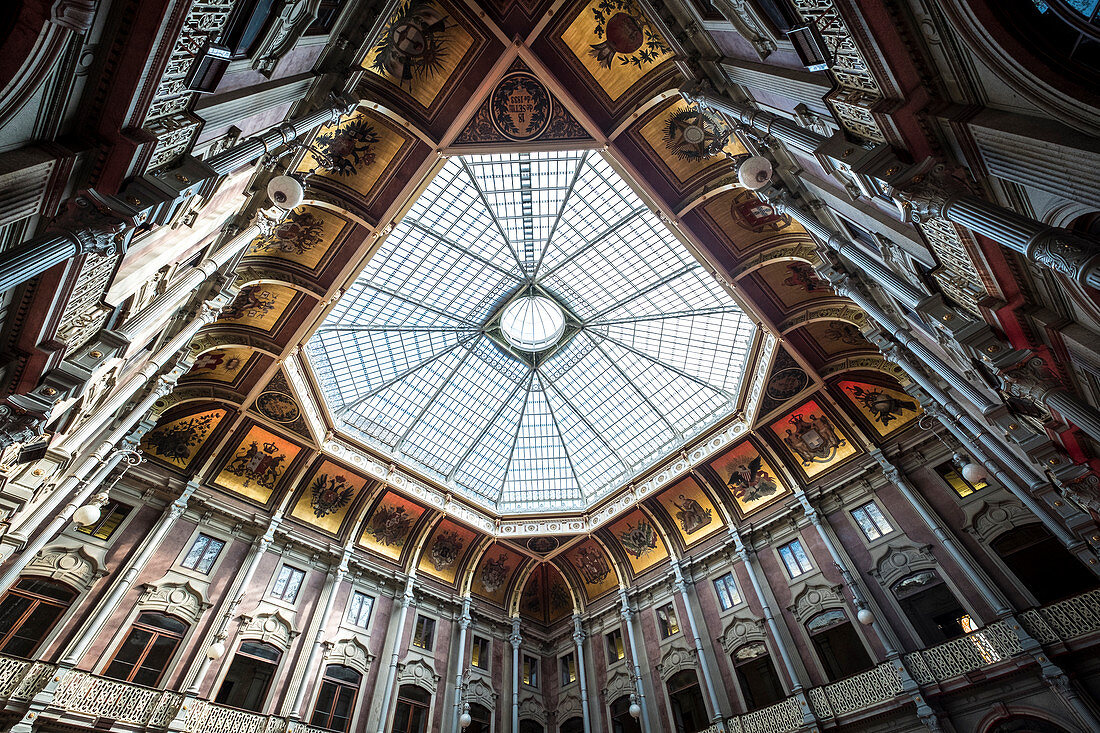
xmin=451 ymin=595 xmax=471 ymax=733
xmin=618 ymin=589 xmax=653 ymax=733
xmin=572 ymin=614 xmax=592 ymax=733
xmin=669 ymin=559 xmax=722 ymax=724
xmin=686 ymin=85 xmax=823 ymax=154
xmin=59 ymin=480 xmax=199 ymax=666
xmin=511 ymin=616 xmax=522 ymax=733
xmin=289 ymin=543 xmax=354 ymax=719
xmin=729 ymin=530 xmax=818 ymax=729
xmin=0 ymin=94 xmax=355 ymax=292
xmin=184 ymin=514 xmax=282 ymax=695
xmin=0 ymin=371 xmax=179 ymax=592
xmin=375 ymin=575 xmax=415 ymax=733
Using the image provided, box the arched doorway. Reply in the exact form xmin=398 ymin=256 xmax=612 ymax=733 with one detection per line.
xmin=610 ymin=695 xmax=642 ymax=733
xmin=666 ymin=669 xmax=708 ymax=732
xmin=991 ymin=524 xmax=1099 ymax=603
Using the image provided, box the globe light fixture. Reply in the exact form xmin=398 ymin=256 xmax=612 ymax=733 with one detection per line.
xmin=73 ymin=504 xmax=102 ymax=527
xmin=857 ymin=608 xmax=876 ymax=626
xmin=206 ymin=641 xmax=226 ymax=660
xmin=738 ymin=155 xmax=773 ymax=190
xmin=960 ymin=460 xmax=987 ymax=485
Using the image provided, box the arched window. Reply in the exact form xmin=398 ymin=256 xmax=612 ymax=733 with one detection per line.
xmin=520 ymin=721 xmax=545 ymax=733
xmin=466 ymin=703 xmax=492 ymax=733
xmin=394 ymin=685 xmax=431 ymax=733
xmin=1000 ymin=0 xmax=1100 ymax=81
xmin=215 ymin=641 xmax=282 ymax=712
xmin=892 ymin=571 xmax=969 ymax=645
xmin=731 ymin=642 xmax=785 ymax=711
xmin=103 ymin=612 xmax=188 ymax=686
xmin=560 ymin=716 xmax=585 ymax=733
xmin=309 ymin=664 xmax=362 ymax=732
xmin=667 ymin=670 xmax=707 ymax=732
xmin=988 ymin=714 xmax=1072 ymax=733
xmin=610 ymin=695 xmax=642 ymax=733
xmin=806 ymin=609 xmax=873 ymax=681
xmin=991 ymin=524 xmax=1099 ymax=603
xmin=0 ymin=577 xmax=76 ymax=658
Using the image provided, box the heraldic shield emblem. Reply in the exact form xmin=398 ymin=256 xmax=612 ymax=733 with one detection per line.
xmin=782 ymin=412 xmax=846 ymax=465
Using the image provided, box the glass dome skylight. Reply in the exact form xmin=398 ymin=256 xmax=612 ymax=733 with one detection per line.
xmin=306 ymin=150 xmax=757 ymax=514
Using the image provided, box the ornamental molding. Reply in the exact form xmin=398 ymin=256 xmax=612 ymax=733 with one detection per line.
xmin=295 ymin=332 xmax=776 ymax=537
xmin=518 ymin=693 xmax=547 ymax=724
xmin=26 ymin=544 xmax=104 ymax=590
xmin=787 ymin=582 xmax=845 ymax=624
xmin=466 ymin=675 xmax=497 ymax=711
xmin=139 ymin=579 xmax=209 ymax=623
xmin=239 ymin=610 xmax=298 ymax=650
xmin=867 ymin=540 xmax=936 ymax=589
xmin=396 ymin=656 xmax=439 ymax=693
xmin=557 ymin=687 xmax=581 ymax=718
xmin=601 ymin=667 xmax=634 ymax=703
xmin=966 ymin=499 xmax=1039 ymax=544
xmin=324 ymin=636 xmax=374 ymax=675
xmin=656 ymin=640 xmax=697 ymax=680
xmin=719 ymin=612 xmax=767 ymax=657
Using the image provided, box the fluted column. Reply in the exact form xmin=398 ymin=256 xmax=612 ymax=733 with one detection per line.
xmin=0 ymin=94 xmax=355 ymax=293
xmin=730 ymin=530 xmax=818 ymax=728
xmin=376 ymin=575 xmax=415 ymax=733
xmin=572 ymin=615 xmax=592 ymax=733
xmin=510 ymin=616 xmax=522 ymax=733
xmin=686 ymin=85 xmax=823 ymax=154
xmin=290 ymin=543 xmax=354 ymax=719
xmin=451 ymin=595 xmax=471 ymax=733
xmin=618 ymin=588 xmax=653 ymax=733
xmin=0 ymin=370 xmax=179 ymax=592
xmin=669 ymin=559 xmax=722 ymax=724
xmin=60 ymin=480 xmax=199 ymax=666
xmin=185 ymin=514 xmax=282 ymax=695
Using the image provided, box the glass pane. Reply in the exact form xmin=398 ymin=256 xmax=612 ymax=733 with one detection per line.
xmin=2 ymin=599 xmax=59 ymax=658
xmin=133 ymin=633 xmax=179 ymax=686
xmin=272 ymin=566 xmax=291 ymax=597
xmin=312 ymin=680 xmax=337 ymax=721
xmin=347 ymin=593 xmax=363 ymax=624
xmin=865 ymin=503 xmax=891 ymax=534
xmin=182 ymin=536 xmax=209 ymax=568
xmin=103 ymin=628 xmax=154 ymax=681
xmin=197 ymin=538 xmax=225 ymax=573
xmin=0 ymin=595 xmax=34 ymax=640
xmin=17 ymin=578 xmax=76 ymax=601
xmin=284 ymin=568 xmax=304 ymax=601
xmin=852 ymin=508 xmax=880 ymax=540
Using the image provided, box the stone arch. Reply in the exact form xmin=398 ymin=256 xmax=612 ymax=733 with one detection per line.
xmin=718 ymin=612 xmax=767 ymax=657
xmin=137 ymin=580 xmax=209 ymax=624
xmin=726 ymin=239 xmax=819 ymax=282
xmin=966 ymin=499 xmax=1040 ymax=544
xmin=465 ymin=673 xmax=497 ymax=712
xmin=868 ymin=541 xmax=937 ymax=589
xmin=787 ymin=583 xmax=845 ymax=625
xmin=519 ymin=693 xmax=547 ymax=726
xmin=325 ymin=637 xmax=374 ymax=676
xmin=656 ymin=640 xmax=697 ymax=680
xmin=25 ymin=545 xmax=104 ymax=590
xmin=396 ymin=656 xmax=439 ymax=694
xmin=978 ymin=705 xmax=1082 ymax=733
xmin=602 ymin=667 xmax=635 ymax=704
xmin=777 ymin=303 xmax=869 ymax=336
xmin=238 ymin=610 xmax=298 ymax=651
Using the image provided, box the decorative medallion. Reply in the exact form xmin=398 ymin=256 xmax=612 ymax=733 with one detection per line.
xmin=618 ymin=519 xmax=658 ymax=558
xmin=370 ymin=0 xmax=450 ymax=85
xmin=588 ymin=0 xmax=670 ymax=69
xmin=662 ymin=106 xmax=729 ymax=162
xmin=480 ymin=552 xmax=510 ymax=593
xmin=672 ymin=492 xmax=713 ymax=534
xmin=309 ymin=472 xmax=357 ymax=517
xmin=576 ymin=545 xmax=610 ymax=585
xmin=767 ymin=368 xmax=810 ymax=403
xmin=255 ymin=391 xmax=301 ymax=424
xmin=365 ymin=503 xmax=415 ymax=547
xmin=489 ymin=72 xmax=552 ymax=141
xmin=526 ymin=536 xmax=560 ymax=554
xmin=730 ymin=191 xmax=791 ymax=233
xmin=430 ymin=529 xmax=465 ymax=570
xmin=311 ymin=118 xmax=381 ymax=177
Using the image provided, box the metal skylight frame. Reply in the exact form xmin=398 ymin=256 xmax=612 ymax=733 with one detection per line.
xmin=305 ymin=150 xmax=757 ymax=514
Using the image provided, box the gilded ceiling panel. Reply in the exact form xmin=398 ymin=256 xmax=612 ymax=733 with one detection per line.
xmin=141 ymin=407 xmax=228 ymax=471
xmin=561 ymin=538 xmax=617 ymax=600
xmin=244 ymin=205 xmax=349 ymax=272
xmin=766 ymin=398 xmax=860 ymax=481
xmin=418 ymin=517 xmax=479 ymax=585
xmin=651 ymin=475 xmax=725 ymax=547
xmin=359 ymin=490 xmax=430 ymax=562
xmin=834 ymin=377 xmax=923 ymax=438
xmin=471 ymin=541 xmax=527 ymax=604
xmin=211 ymin=423 xmax=304 ymax=504
xmin=289 ymin=459 xmax=372 ymax=535
xmin=606 ymin=507 xmax=668 ymax=575
xmin=707 ymin=437 xmax=790 ymax=518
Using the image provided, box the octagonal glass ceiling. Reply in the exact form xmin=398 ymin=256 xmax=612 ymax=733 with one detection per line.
xmin=306 ymin=150 xmax=757 ymax=514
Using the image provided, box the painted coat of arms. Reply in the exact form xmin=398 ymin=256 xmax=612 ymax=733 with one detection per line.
xmin=480 ymin=553 xmax=510 ymax=593
xmin=365 ymin=504 xmax=414 ymax=547
xmin=782 ymin=263 xmax=827 ymax=293
xmin=371 ymin=0 xmax=449 ymax=84
xmin=489 ymin=72 xmax=551 ymax=141
xmin=430 ymin=529 xmax=464 ymax=571
xmin=251 ymin=210 xmax=326 ymax=256
xmin=730 ymin=193 xmax=791 ymax=233
xmin=618 ymin=520 xmax=658 ymax=559
xmin=726 ymin=455 xmax=779 ymax=503
xmin=222 ymin=286 xmax=279 ymax=321
xmin=312 ymin=118 xmax=381 ymax=177
xmin=672 ymin=494 xmax=712 ymax=534
xmin=846 ymin=384 xmax=919 ymax=428
xmin=144 ymin=412 xmax=219 ymax=463
xmin=589 ymin=0 xmax=670 ymax=69
xmin=576 ymin=546 xmax=611 ymax=585
xmin=309 ymin=472 xmax=356 ymax=518
xmin=225 ymin=440 xmax=287 ymax=490
xmin=782 ymin=412 xmax=846 ymax=465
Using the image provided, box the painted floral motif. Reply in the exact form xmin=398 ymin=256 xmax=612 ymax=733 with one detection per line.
xmin=589 ymin=0 xmax=669 ymax=69
xmin=822 ymin=321 xmax=866 ymax=346
xmin=251 ymin=211 xmax=326 ymax=256
xmin=782 ymin=412 xmax=846 ymax=465
xmin=365 ymin=504 xmax=414 ymax=547
xmin=782 ymin=263 xmax=827 ymax=293
xmin=618 ymin=519 xmax=658 ymax=558
xmin=224 ymin=440 xmax=288 ymax=490
xmin=309 ymin=473 xmax=356 ymax=518
xmin=430 ymin=529 xmax=464 ymax=570
xmin=312 ymin=118 xmax=381 ymax=177
xmin=725 ymin=455 xmax=779 ymax=503
xmin=370 ymin=0 xmax=449 ymax=84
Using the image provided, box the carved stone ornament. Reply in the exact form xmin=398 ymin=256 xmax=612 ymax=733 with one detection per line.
xmin=1028 ymin=231 xmax=1100 ymax=284
xmin=324 ymin=637 xmax=373 ymax=674
xmin=519 ymin=694 xmax=547 ymax=725
xmin=656 ymin=641 xmax=697 ymax=680
xmin=0 ymin=404 xmax=45 ymax=450
xmin=56 ymin=192 xmax=137 ymax=257
xmin=966 ymin=499 xmax=1039 ymax=544
xmin=25 ymin=544 xmax=103 ymax=590
xmin=868 ymin=541 xmax=937 ymax=589
xmin=239 ymin=610 xmax=298 ymax=650
xmin=888 ymin=163 xmax=969 ymax=225
xmin=787 ymin=583 xmax=845 ymax=624
xmin=602 ymin=667 xmax=634 ymax=703
xmin=251 ymin=0 xmax=321 ymax=76
xmin=465 ymin=674 xmax=497 ymax=711
xmin=396 ymin=657 xmax=439 ymax=694
xmin=139 ymin=580 xmax=208 ymax=623
xmin=719 ymin=612 xmax=768 ymax=657
xmin=557 ymin=688 xmax=581 ymax=718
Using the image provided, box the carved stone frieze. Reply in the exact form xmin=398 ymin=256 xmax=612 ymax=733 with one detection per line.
xmin=139 ymin=580 xmax=209 ymax=623
xmin=239 ymin=610 xmax=298 ymax=650
xmin=25 ymin=544 xmax=103 ymax=590
xmin=868 ymin=541 xmax=936 ymax=588
xmin=396 ymin=657 xmax=439 ymax=693
xmin=324 ymin=637 xmax=373 ymax=675
xmin=788 ymin=583 xmax=845 ymax=624
xmin=966 ymin=499 xmax=1039 ymax=543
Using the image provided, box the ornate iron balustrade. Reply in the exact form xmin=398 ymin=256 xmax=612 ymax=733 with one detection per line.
xmin=723 ymin=695 xmax=805 ymax=733
xmin=1020 ymin=588 xmax=1100 ymax=643
xmin=51 ymin=670 xmax=183 ymax=726
xmin=808 ymin=661 xmax=903 ymax=718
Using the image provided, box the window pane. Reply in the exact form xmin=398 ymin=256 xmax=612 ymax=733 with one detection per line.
xmin=133 ymin=632 xmax=179 ymax=686
xmin=197 ymin=538 xmax=225 ymax=573
xmin=272 ymin=566 xmax=291 ymax=597
xmin=865 ymin=503 xmax=892 ymax=534
xmin=284 ymin=568 xmax=304 ymax=601
xmin=311 ymin=680 xmax=337 ymax=726
xmin=0 ymin=595 xmax=35 ymax=643
xmin=103 ymin=627 xmax=154 ymax=681
xmin=181 ymin=536 xmax=209 ymax=568
xmin=852 ymin=507 xmax=881 ymax=540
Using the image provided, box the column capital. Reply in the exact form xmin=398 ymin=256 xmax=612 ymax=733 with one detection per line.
xmin=887 ymin=161 xmax=969 ymax=225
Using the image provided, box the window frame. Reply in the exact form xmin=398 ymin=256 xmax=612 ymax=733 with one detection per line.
xmin=778 ymin=539 xmax=814 ymax=578
xmin=656 ymin=603 xmax=681 ymax=639
xmin=309 ymin=663 xmax=362 ymax=732
xmin=0 ymin=577 xmax=78 ymax=658
xmin=345 ymin=590 xmax=374 ymax=629
xmin=471 ymin=635 xmax=490 ymax=670
xmin=269 ymin=564 xmax=307 ymax=603
xmin=560 ymin=651 xmax=577 ymax=687
xmin=522 ymin=653 xmax=539 ymax=688
xmin=605 ymin=628 xmax=626 ymax=665
xmin=934 ymin=461 xmax=988 ymax=499
xmin=74 ymin=500 xmax=133 ymax=542
xmin=220 ymin=0 xmax=281 ymax=59
xmin=850 ymin=501 xmax=895 ymax=542
xmin=214 ymin=639 xmax=284 ymax=712
xmin=102 ymin=611 xmax=189 ymax=687
xmin=713 ymin=572 xmax=742 ymax=611
xmin=411 ymin=614 xmax=436 ymax=652
xmin=179 ymin=532 xmax=227 ymax=575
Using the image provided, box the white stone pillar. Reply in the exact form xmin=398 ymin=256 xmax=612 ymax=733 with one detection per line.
xmin=618 ymin=589 xmax=653 ymax=733
xmin=572 ymin=614 xmax=592 ymax=733
xmin=451 ymin=595 xmax=471 ymax=733
xmin=375 ymin=574 xmax=415 ymax=733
